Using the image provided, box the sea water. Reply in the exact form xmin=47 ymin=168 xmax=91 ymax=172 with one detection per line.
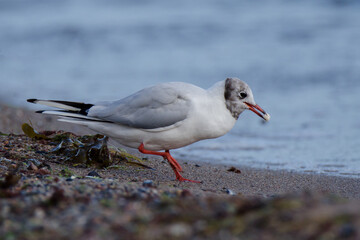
xmin=1 ymin=0 xmax=360 ymax=177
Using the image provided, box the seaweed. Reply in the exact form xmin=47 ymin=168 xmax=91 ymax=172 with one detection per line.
xmin=21 ymin=123 xmax=49 ymax=140
xmin=21 ymin=124 xmax=152 ymax=170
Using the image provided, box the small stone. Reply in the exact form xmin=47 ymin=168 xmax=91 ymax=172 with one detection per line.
xmin=66 ymin=176 xmax=76 ymax=181
xmin=28 ymin=162 xmax=39 ymax=171
xmin=38 ymin=169 xmax=51 ymax=175
xmin=0 ymin=174 xmax=21 ymax=189
xmin=131 ymin=177 xmax=140 ymax=182
xmin=180 ymin=189 xmax=192 ymax=197
xmin=338 ymin=224 xmax=356 ymax=238
xmin=34 ymin=208 xmax=45 ymax=219
xmin=138 ymin=187 xmax=149 ymax=193
xmin=40 ymin=162 xmax=52 ymax=170
xmin=263 ymin=113 xmax=270 ymax=121
xmin=169 ymin=223 xmax=191 ymax=238
xmin=227 ymin=166 xmax=241 ymax=174
xmin=0 ymin=157 xmax=12 ymax=163
xmin=224 ymin=188 xmax=236 ymax=195
xmin=195 ymin=164 xmax=201 ymax=167
xmin=0 ymin=165 xmax=8 ymax=170
xmin=142 ymin=180 xmax=155 ymax=188
xmin=87 ymin=170 xmax=101 ymax=178
xmin=28 ymin=158 xmax=41 ymax=166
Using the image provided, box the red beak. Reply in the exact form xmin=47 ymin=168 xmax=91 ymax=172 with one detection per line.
xmin=244 ymin=102 xmax=270 ymax=121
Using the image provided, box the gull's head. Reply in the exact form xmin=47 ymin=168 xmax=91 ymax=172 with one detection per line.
xmin=224 ymin=77 xmax=270 ymax=121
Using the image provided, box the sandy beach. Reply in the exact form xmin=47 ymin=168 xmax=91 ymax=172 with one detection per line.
xmin=1 ymin=103 xmax=360 ymax=239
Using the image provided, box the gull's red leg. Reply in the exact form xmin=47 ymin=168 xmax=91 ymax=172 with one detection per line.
xmin=165 ymin=150 xmax=182 ymax=172
xmin=138 ymin=143 xmax=201 ymax=183
xmin=138 ymin=144 xmax=182 ymax=172
xmin=168 ymin=162 xmax=201 ymax=183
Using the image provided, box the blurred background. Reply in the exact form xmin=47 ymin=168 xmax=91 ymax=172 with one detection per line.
xmin=1 ymin=0 xmax=359 ymax=177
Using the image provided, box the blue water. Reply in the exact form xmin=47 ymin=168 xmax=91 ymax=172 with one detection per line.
xmin=1 ymin=0 xmax=360 ymax=177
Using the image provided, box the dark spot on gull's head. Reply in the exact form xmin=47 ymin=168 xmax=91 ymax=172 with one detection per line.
xmin=224 ymin=77 xmax=255 ymax=119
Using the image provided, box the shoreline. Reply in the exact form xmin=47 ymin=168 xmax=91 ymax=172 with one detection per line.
xmin=1 ymin=102 xmax=359 ymax=199
xmin=6 ymin=102 xmax=359 ymax=181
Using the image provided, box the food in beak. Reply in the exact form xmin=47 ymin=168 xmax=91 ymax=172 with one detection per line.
xmin=245 ymin=103 xmax=270 ymax=121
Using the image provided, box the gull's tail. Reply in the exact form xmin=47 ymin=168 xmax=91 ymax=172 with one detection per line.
xmin=27 ymin=99 xmax=108 ymax=123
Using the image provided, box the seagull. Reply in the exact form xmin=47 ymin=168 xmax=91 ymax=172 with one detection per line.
xmin=27 ymin=77 xmax=270 ymax=183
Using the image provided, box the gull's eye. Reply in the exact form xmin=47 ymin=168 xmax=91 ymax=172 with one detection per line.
xmin=239 ymin=92 xmax=247 ymax=99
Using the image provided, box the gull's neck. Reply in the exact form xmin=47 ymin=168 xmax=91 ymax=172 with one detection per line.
xmin=207 ymin=80 xmax=226 ymax=97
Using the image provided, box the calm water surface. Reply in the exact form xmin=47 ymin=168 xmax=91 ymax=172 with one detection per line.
xmin=1 ymin=0 xmax=360 ymax=177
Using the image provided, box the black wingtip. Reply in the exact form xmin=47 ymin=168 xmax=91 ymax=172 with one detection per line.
xmin=27 ymin=98 xmax=38 ymax=103
xmin=35 ymin=110 xmax=44 ymax=114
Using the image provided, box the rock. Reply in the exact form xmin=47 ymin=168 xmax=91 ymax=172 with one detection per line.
xmin=138 ymin=188 xmax=149 ymax=193
xmin=169 ymin=223 xmax=192 ymax=238
xmin=227 ymin=166 xmax=241 ymax=174
xmin=338 ymin=223 xmax=356 ymax=238
xmin=131 ymin=177 xmax=140 ymax=182
xmin=0 ymin=157 xmax=12 ymax=163
xmin=28 ymin=162 xmax=38 ymax=171
xmin=223 ymin=188 xmax=236 ymax=195
xmin=180 ymin=189 xmax=192 ymax=197
xmin=28 ymin=158 xmax=41 ymax=166
xmin=37 ymin=169 xmax=51 ymax=175
xmin=0 ymin=174 xmax=21 ymax=189
xmin=0 ymin=165 xmax=8 ymax=170
xmin=142 ymin=180 xmax=155 ymax=188
xmin=66 ymin=176 xmax=76 ymax=181
xmin=35 ymin=150 xmax=47 ymax=154
xmin=87 ymin=170 xmax=101 ymax=178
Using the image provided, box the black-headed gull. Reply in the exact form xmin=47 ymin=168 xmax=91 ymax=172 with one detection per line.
xmin=28 ymin=77 xmax=270 ymax=182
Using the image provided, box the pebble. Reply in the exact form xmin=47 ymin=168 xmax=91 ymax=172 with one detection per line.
xmin=180 ymin=189 xmax=192 ymax=197
xmin=138 ymin=188 xmax=149 ymax=193
xmin=28 ymin=158 xmax=41 ymax=166
xmin=0 ymin=165 xmax=8 ymax=170
xmin=169 ymin=223 xmax=192 ymax=238
xmin=227 ymin=166 xmax=241 ymax=174
xmin=338 ymin=223 xmax=356 ymax=238
xmin=28 ymin=162 xmax=38 ymax=171
xmin=142 ymin=180 xmax=155 ymax=188
xmin=35 ymin=150 xmax=47 ymax=155
xmin=224 ymin=188 xmax=236 ymax=196
xmin=0 ymin=157 xmax=12 ymax=163
xmin=87 ymin=171 xmax=101 ymax=178
xmin=66 ymin=176 xmax=76 ymax=181
xmin=131 ymin=177 xmax=140 ymax=182
xmin=127 ymin=187 xmax=158 ymax=200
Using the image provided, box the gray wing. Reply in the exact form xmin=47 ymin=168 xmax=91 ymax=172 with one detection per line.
xmin=88 ymin=84 xmax=191 ymax=129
